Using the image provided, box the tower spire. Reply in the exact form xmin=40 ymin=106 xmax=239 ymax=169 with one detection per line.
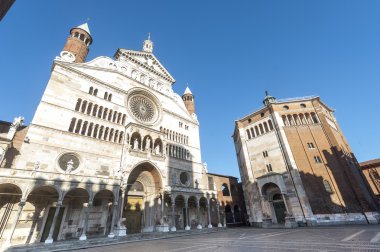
xmin=182 ymin=85 xmax=195 ymax=114
xmin=143 ymin=32 xmax=154 ymax=53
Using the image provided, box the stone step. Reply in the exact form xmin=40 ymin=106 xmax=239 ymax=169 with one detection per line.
xmin=7 ymin=228 xmax=225 ymax=252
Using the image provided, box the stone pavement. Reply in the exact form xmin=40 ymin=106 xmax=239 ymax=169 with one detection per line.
xmin=7 ymin=225 xmax=380 ymax=252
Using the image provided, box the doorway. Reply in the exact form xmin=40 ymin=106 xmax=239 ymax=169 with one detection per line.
xmin=272 ymin=194 xmax=286 ymax=223
xmin=40 ymin=207 xmax=65 ymax=242
xmin=125 ymin=196 xmax=143 ymax=234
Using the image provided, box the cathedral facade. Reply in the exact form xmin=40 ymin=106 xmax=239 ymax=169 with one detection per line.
xmin=0 ymin=23 xmax=225 ymax=248
xmin=233 ymin=94 xmax=379 ymax=227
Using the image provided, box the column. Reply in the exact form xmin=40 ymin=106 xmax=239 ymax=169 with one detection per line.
xmin=207 ymin=200 xmax=212 ymax=228
xmin=2 ymin=200 xmax=26 ymax=248
xmin=216 ymin=203 xmax=222 ymax=227
xmin=196 ymin=202 xmax=202 ymax=229
xmin=108 ymin=202 xmax=118 ymax=238
xmin=161 ymin=193 xmax=165 ymax=221
xmin=45 ymin=201 xmax=62 ymax=244
xmin=184 ymin=199 xmax=190 ymax=230
xmin=224 ymin=210 xmax=227 ymax=228
xmin=79 ymin=201 xmax=92 ymax=241
xmin=282 ymin=194 xmax=290 ymax=213
xmin=231 ymin=209 xmax=236 ymax=223
xmin=171 ymin=196 xmax=176 ymax=232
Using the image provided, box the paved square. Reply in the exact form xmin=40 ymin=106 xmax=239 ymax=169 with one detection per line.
xmin=72 ymin=226 xmax=380 ymax=252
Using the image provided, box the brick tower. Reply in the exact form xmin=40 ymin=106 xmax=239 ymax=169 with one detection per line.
xmin=182 ymin=86 xmax=195 ymax=114
xmin=62 ymin=23 xmax=92 ymax=63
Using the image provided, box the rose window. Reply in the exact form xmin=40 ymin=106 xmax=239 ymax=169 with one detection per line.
xmin=126 ymin=89 xmax=161 ymax=125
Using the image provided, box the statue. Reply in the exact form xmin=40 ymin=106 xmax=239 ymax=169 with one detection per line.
xmin=66 ymin=159 xmax=74 ymax=173
xmin=145 ymin=137 xmax=151 ymax=151
xmin=34 ymin=161 xmax=40 ymax=171
xmin=155 ymin=144 xmax=160 ymax=155
xmin=133 ymin=138 xmax=139 ymax=150
xmin=195 ymin=179 xmax=199 ymax=189
xmin=11 ymin=116 xmax=24 ymax=128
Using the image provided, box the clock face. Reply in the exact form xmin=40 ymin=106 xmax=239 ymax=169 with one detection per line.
xmin=60 ymin=51 xmax=76 ymax=62
xmin=126 ymin=89 xmax=161 ymax=125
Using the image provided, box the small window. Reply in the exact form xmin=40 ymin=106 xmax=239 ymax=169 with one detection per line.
xmin=314 ymin=156 xmax=322 ymax=163
xmin=300 ymin=103 xmax=306 ymax=108
xmin=323 ymin=180 xmax=333 ymax=193
xmin=248 ymin=118 xmax=252 ymax=123
xmin=222 ymin=183 xmax=230 ymax=196
xmin=208 ymin=176 xmax=215 ymax=190
xmin=307 ymin=142 xmax=315 ymax=149
xmin=179 ymin=122 xmax=183 ymax=128
xmin=247 ymin=129 xmax=251 ymax=139
xmin=283 ymin=105 xmax=289 ymax=110
xmin=266 ymin=164 xmax=273 ymax=172
xmin=260 ymin=113 xmax=265 ymax=117
xmin=263 ymin=151 xmax=268 ymax=158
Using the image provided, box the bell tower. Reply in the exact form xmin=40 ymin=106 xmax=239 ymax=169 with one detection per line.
xmin=142 ymin=32 xmax=154 ymax=53
xmin=182 ymin=86 xmax=195 ymax=115
xmin=61 ymin=23 xmax=92 ymax=63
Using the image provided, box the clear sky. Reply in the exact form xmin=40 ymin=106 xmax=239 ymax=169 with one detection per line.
xmin=1 ymin=1 xmax=380 ymax=179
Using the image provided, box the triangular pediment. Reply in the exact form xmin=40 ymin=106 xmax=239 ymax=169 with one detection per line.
xmin=114 ymin=49 xmax=175 ymax=84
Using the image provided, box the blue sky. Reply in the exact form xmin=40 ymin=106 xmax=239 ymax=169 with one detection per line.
xmin=1 ymin=1 xmax=379 ymax=178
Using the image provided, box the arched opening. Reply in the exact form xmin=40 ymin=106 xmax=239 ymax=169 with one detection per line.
xmin=262 ymin=183 xmax=287 ymax=224
xmin=125 ymin=162 xmax=162 ymax=233
xmin=153 ymin=138 xmax=163 ymax=155
xmin=142 ymin=135 xmax=152 ymax=151
xmin=130 ymin=132 xmax=142 ymax=150
xmin=188 ymin=196 xmax=197 ymax=229
xmin=221 ymin=183 xmax=230 ymax=196
xmin=91 ymin=190 xmax=114 ymax=236
xmin=61 ymin=188 xmax=89 ymax=239
xmin=209 ymin=198 xmax=218 ymax=227
xmin=233 ymin=205 xmax=241 ymax=223
xmin=26 ymin=186 xmax=59 ymax=243
xmin=199 ymin=197 xmax=208 ymax=228
xmin=225 ymin=205 xmax=233 ymax=224
xmin=0 ymin=183 xmax=22 ymax=244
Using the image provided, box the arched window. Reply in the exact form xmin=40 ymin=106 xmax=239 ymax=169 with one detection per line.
xmin=75 ymin=99 xmax=82 ymax=111
xmin=117 ymin=113 xmax=122 ymax=124
xmin=222 ymin=183 xmax=230 ymax=196
xmin=108 ymin=110 xmax=113 ymax=121
xmin=98 ymin=106 xmax=103 ymax=118
xmin=263 ymin=122 xmax=269 ymax=132
xmin=81 ymin=121 xmax=88 ymax=135
xmin=103 ymin=108 xmax=108 ymax=120
xmin=89 ymin=87 xmax=93 ymax=95
xmin=92 ymin=104 xmax=98 ymax=117
xmin=323 ymin=180 xmax=333 ymax=193
xmin=305 ymin=113 xmax=312 ymax=124
xmin=104 ymin=92 xmax=108 ymax=99
xmin=87 ymin=122 xmax=93 ymax=136
xmin=246 ymin=129 xmax=251 ymax=139
xmin=119 ymin=131 xmax=124 ymax=144
xmin=283 ymin=105 xmax=289 ymax=110
xmin=104 ymin=127 xmax=109 ymax=140
xmin=300 ymin=103 xmax=306 ymax=108
xmin=255 ymin=126 xmax=260 ymax=136
xmin=114 ymin=130 xmax=119 ymax=142
xmin=299 ymin=114 xmax=306 ymax=124
xmin=68 ymin=118 xmax=76 ymax=132
xmin=259 ymin=124 xmax=264 ymax=134
xmin=81 ymin=100 xmax=87 ymax=113
xmin=108 ymin=93 xmax=112 ymax=101
xmin=311 ymin=113 xmax=319 ymax=124
xmin=113 ymin=111 xmax=117 ymax=122
xmin=93 ymin=124 xmax=99 ymax=138
xmin=87 ymin=103 xmax=93 ymax=115
xmin=282 ymin=115 xmax=288 ymax=126
xmin=268 ymin=120 xmax=274 ymax=130
xmin=93 ymin=89 xmax=98 ymax=96
xmin=287 ymin=115 xmax=294 ymax=126
xmin=109 ymin=129 xmax=114 ymax=142
xmin=98 ymin=126 xmax=104 ymax=139
xmin=250 ymin=128 xmax=255 ymax=138
xmin=75 ymin=119 xmax=82 ymax=133
xmin=293 ymin=114 xmax=300 ymax=125
xmin=121 ymin=114 xmax=126 ymax=125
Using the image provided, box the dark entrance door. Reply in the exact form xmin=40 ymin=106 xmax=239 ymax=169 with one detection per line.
xmin=182 ymin=208 xmax=187 ymax=228
xmin=40 ymin=207 xmax=65 ymax=242
xmin=125 ymin=196 xmax=142 ymax=234
xmin=273 ymin=201 xmax=286 ymax=224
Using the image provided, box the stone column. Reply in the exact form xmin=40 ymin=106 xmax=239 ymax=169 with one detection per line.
xmin=79 ymin=201 xmax=92 ymax=241
xmin=207 ymin=200 xmax=212 ymax=228
xmin=282 ymin=194 xmax=290 ymax=213
xmin=45 ymin=201 xmax=62 ymax=244
xmin=108 ymin=202 xmax=118 ymax=238
xmin=231 ymin=209 xmax=236 ymax=223
xmin=196 ymin=202 xmax=202 ymax=229
xmin=216 ymin=202 xmax=222 ymax=227
xmin=171 ymin=198 xmax=176 ymax=232
xmin=2 ymin=199 xmax=26 ymax=248
xmin=224 ymin=210 xmax=227 ymax=228
xmin=161 ymin=193 xmax=165 ymax=220
xmin=185 ymin=199 xmax=190 ymax=230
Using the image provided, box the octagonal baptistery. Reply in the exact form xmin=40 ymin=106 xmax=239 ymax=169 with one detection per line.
xmin=1 ymin=24 xmax=214 ymax=247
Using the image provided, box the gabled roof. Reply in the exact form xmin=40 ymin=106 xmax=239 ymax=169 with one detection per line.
xmin=114 ymin=49 xmax=175 ymax=83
